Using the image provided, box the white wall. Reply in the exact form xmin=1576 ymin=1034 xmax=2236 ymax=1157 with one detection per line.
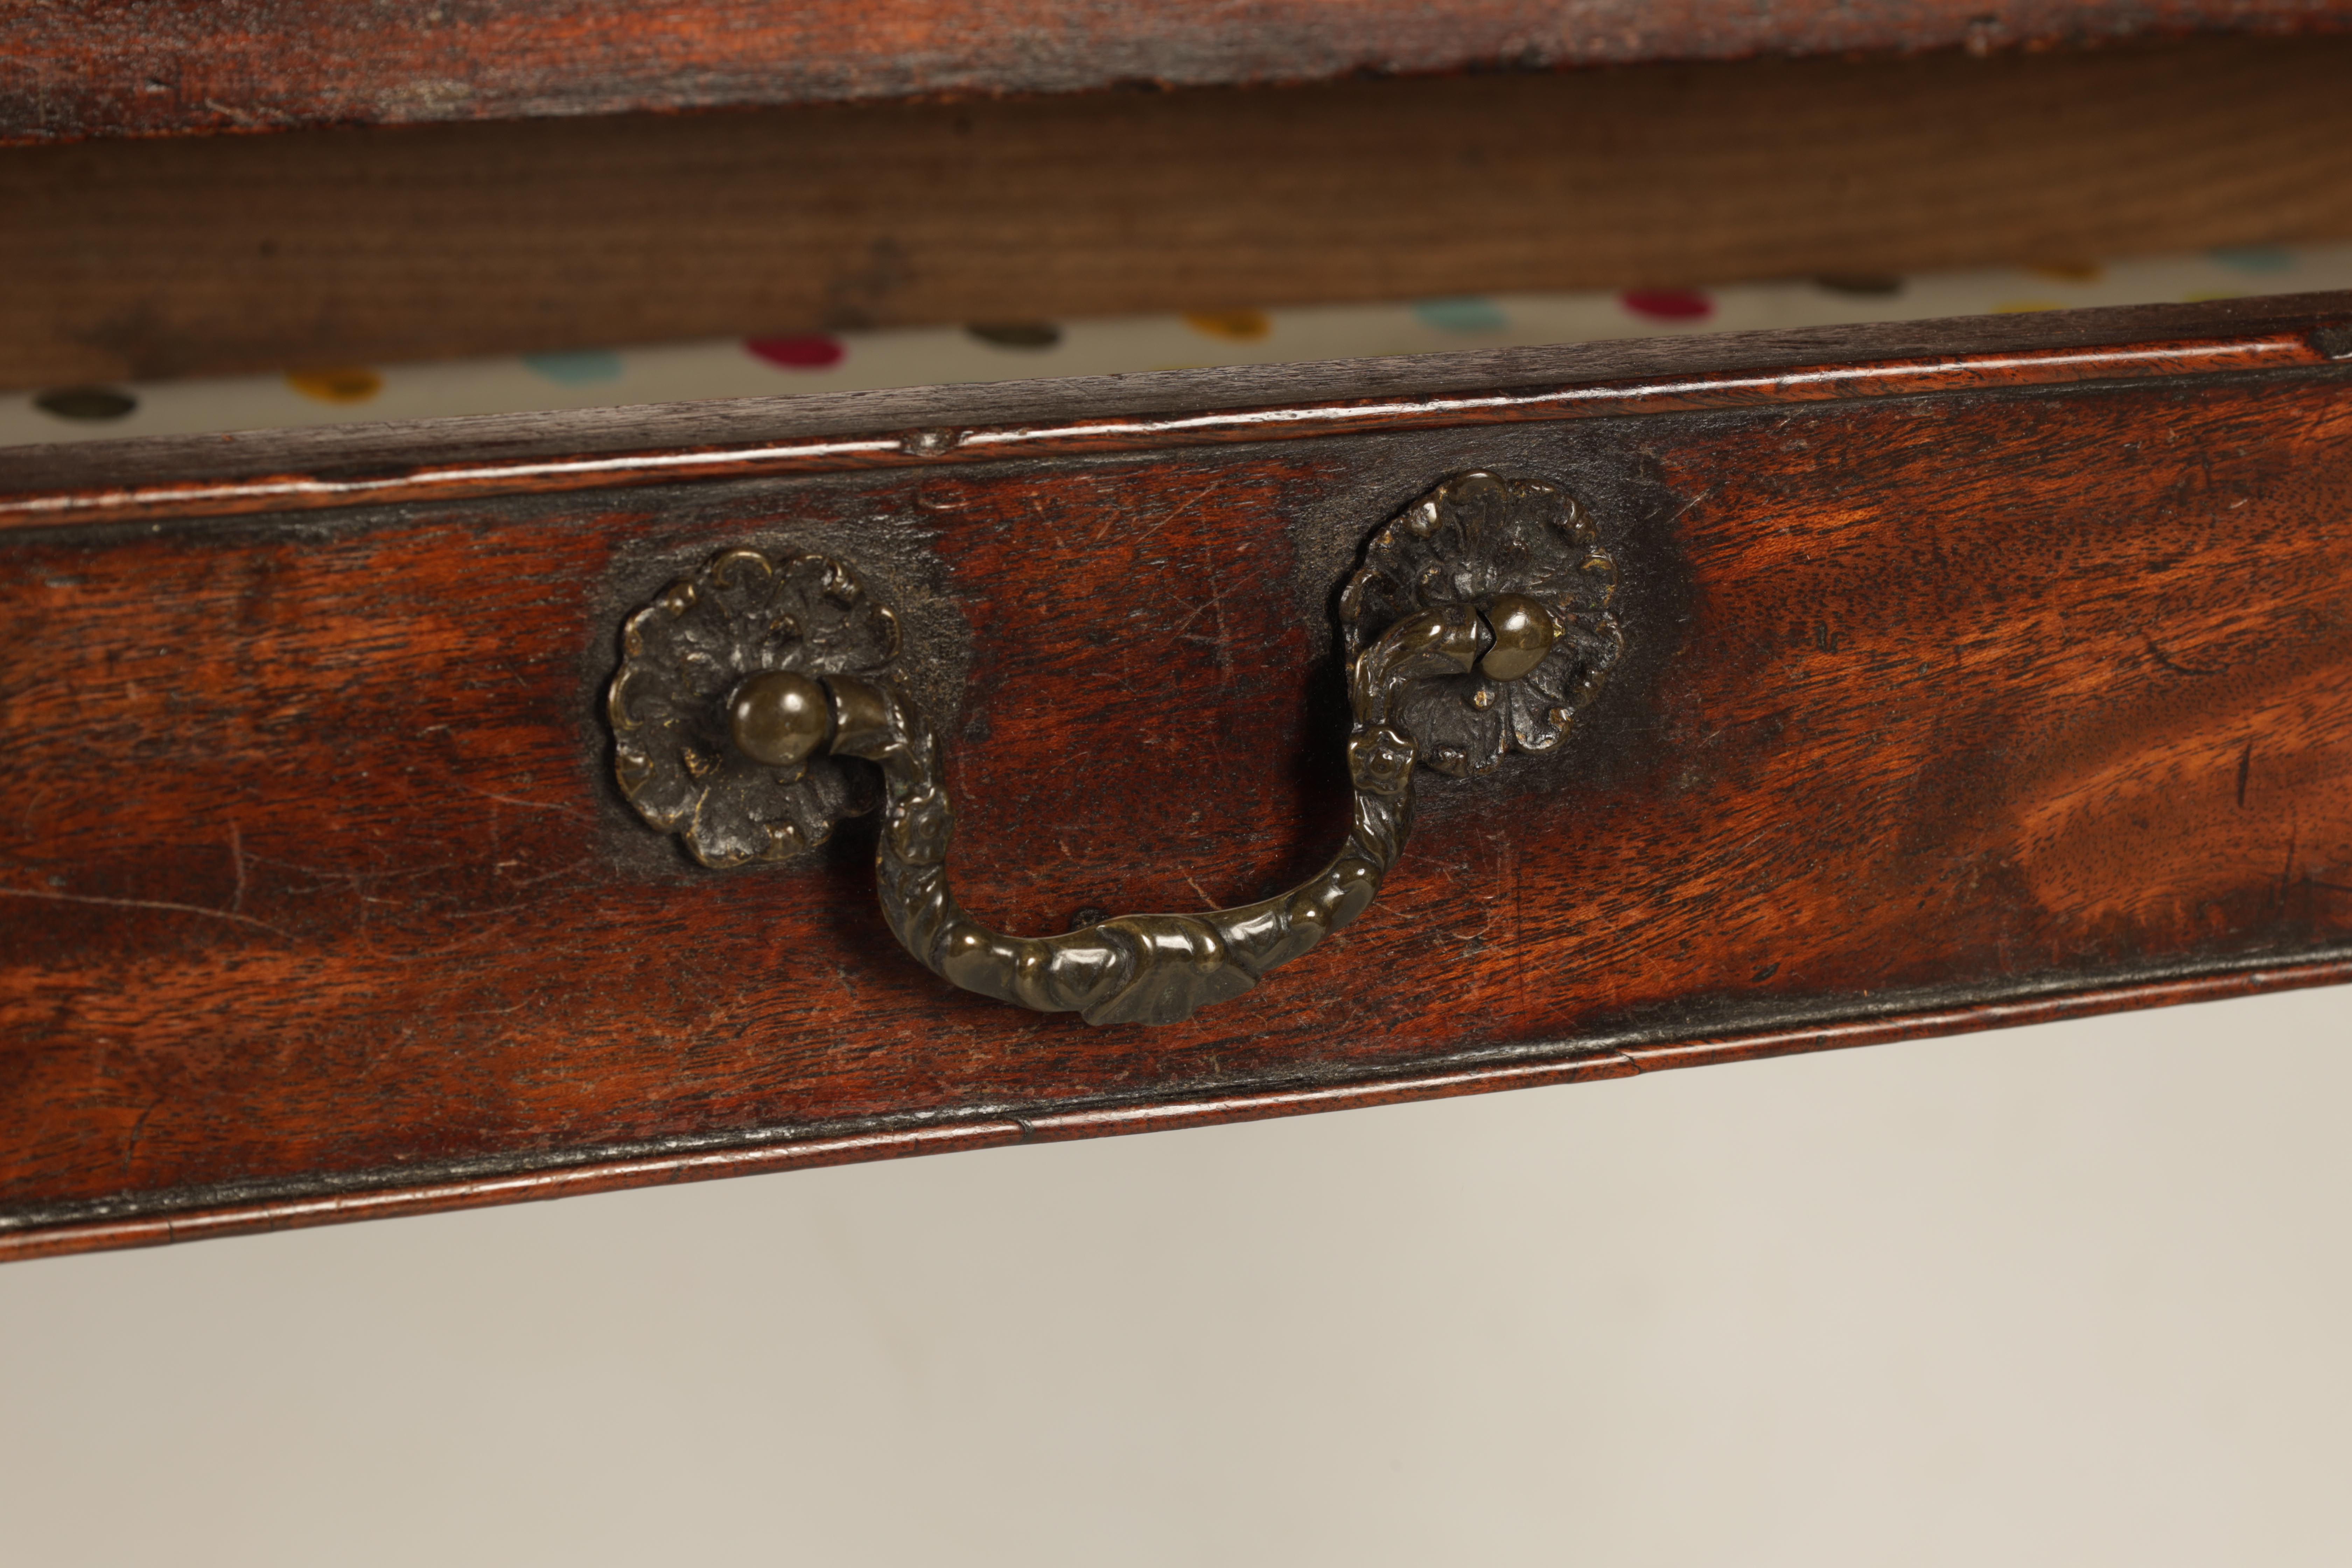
xmin=4 ymin=985 xmax=2347 ymax=1567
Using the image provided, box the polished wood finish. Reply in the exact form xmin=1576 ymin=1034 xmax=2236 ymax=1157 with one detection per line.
xmin=9 ymin=964 xmax=2345 ymax=1262
xmin=7 ymin=0 xmax=2347 ymax=146
xmin=9 ymin=38 xmax=2352 ymax=390
xmin=4 ymin=296 xmax=2350 ymax=1260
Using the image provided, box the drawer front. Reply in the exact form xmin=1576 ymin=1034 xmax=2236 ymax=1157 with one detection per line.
xmin=4 ymin=299 xmax=2350 ymax=1257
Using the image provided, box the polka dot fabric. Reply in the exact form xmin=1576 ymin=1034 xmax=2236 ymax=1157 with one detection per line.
xmin=10 ymin=244 xmax=2352 ymax=446
xmin=744 ymin=335 xmax=846 ymax=370
xmin=285 ymin=367 xmax=383 ymax=404
xmin=524 ymin=350 xmax=624 ymax=384
xmin=1619 ymin=288 xmax=1713 ymax=323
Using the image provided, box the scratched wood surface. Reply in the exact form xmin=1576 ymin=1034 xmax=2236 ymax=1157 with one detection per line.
xmin=3 ymin=298 xmax=2350 ymax=1259
xmin=8 ymin=0 xmax=2349 ymax=146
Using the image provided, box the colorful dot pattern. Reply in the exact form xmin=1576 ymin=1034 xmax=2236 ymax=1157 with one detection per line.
xmin=1183 ymin=310 xmax=1271 ymax=342
xmin=745 ymin=335 xmax=846 ymax=370
xmin=1414 ymin=298 xmax=1510 ymax=332
xmin=2211 ymin=246 xmax=2294 ymax=273
xmin=1620 ymin=288 xmax=1714 ymax=323
xmin=285 ymin=367 xmax=383 ymax=404
xmin=524 ymin=349 xmax=624 ymax=384
xmin=966 ymin=322 xmax=1063 ymax=350
xmin=34 ymin=387 xmax=137 ymax=421
xmin=11 ymin=244 xmax=2351 ymax=447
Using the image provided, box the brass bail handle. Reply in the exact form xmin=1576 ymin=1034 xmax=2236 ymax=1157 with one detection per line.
xmin=608 ymin=472 xmax=1624 ymax=1026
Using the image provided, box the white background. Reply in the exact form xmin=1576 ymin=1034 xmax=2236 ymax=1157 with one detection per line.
xmin=4 ymin=985 xmax=2347 ymax=1567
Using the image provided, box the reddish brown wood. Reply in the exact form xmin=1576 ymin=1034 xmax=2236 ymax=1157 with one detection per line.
xmin=5 ymin=950 xmax=2352 ymax=1269
xmin=3 ymin=295 xmax=2350 ymax=1260
xmin=4 ymin=958 xmax=2344 ymax=1265
xmin=6 ymin=0 xmax=2351 ymax=146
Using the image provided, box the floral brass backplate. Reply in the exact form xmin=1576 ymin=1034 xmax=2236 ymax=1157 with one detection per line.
xmin=607 ymin=472 xmax=1622 ymax=1023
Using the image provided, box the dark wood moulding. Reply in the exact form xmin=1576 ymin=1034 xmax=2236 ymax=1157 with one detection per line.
xmin=4 ymin=295 xmax=2350 ymax=1261
xmin=8 ymin=0 xmax=2349 ymax=146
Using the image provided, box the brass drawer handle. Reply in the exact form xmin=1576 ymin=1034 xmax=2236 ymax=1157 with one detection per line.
xmin=609 ymin=472 xmax=1622 ymax=1025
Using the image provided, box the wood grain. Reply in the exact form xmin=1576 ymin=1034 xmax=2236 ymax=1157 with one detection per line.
xmin=8 ymin=38 xmax=2352 ymax=390
xmin=3 ymin=296 xmax=2349 ymax=1259
xmin=6 ymin=960 xmax=2344 ymax=1265
xmin=7 ymin=0 xmax=2348 ymax=146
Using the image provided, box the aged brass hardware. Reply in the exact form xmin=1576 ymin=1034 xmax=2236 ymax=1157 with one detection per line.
xmin=608 ymin=471 xmax=1622 ymax=1024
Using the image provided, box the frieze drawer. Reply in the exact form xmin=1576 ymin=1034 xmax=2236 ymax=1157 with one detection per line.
xmin=4 ymin=294 xmax=2350 ymax=1260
